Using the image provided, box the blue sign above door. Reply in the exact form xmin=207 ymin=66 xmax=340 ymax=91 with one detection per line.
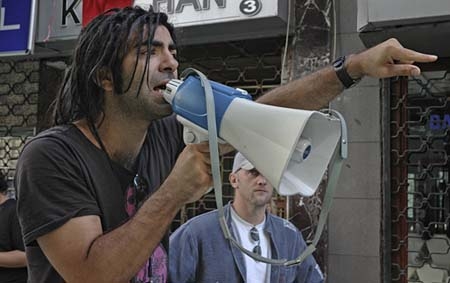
xmin=0 ymin=0 xmax=36 ymax=56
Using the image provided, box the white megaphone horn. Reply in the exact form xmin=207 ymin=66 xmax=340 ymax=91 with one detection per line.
xmin=163 ymin=70 xmax=343 ymax=196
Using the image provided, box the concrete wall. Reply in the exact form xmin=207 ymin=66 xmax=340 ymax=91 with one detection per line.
xmin=329 ymin=0 xmax=382 ymax=282
xmin=289 ymin=0 xmax=382 ymax=281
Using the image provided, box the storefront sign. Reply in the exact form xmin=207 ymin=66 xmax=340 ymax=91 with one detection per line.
xmin=35 ymin=0 xmax=289 ymax=53
xmin=0 ymin=0 xmax=36 ymax=56
xmin=357 ymin=0 xmax=450 ymax=57
xmin=139 ymin=0 xmax=290 ymax=44
xmin=35 ymin=0 xmax=82 ymax=45
xmin=143 ymin=0 xmax=274 ymax=27
xmin=358 ymin=0 xmax=450 ymax=31
xmin=430 ymin=114 xmax=450 ymax=130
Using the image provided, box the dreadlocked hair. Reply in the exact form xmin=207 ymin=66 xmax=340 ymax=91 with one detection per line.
xmin=52 ymin=6 xmax=176 ymax=125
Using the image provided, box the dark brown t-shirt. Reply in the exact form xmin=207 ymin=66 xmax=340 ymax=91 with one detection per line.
xmin=15 ymin=115 xmax=184 ymax=283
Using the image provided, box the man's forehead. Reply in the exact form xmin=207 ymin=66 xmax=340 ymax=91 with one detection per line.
xmin=152 ymin=26 xmax=176 ymax=47
xmin=128 ymin=25 xmax=175 ymax=49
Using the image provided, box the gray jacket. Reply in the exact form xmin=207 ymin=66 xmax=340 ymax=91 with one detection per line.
xmin=169 ymin=203 xmax=324 ymax=283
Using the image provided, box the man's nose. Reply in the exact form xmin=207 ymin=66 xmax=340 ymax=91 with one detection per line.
xmin=256 ymin=175 xmax=267 ymax=185
xmin=160 ymin=50 xmax=179 ymax=73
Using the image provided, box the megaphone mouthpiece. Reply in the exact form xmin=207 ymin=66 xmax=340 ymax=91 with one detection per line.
xmin=163 ymin=79 xmax=183 ymax=104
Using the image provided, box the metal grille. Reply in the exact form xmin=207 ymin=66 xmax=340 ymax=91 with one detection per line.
xmin=390 ymin=69 xmax=450 ymax=283
xmin=0 ymin=59 xmax=39 ymax=197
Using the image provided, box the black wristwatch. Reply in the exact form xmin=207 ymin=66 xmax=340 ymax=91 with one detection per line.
xmin=332 ymin=56 xmax=361 ymax=89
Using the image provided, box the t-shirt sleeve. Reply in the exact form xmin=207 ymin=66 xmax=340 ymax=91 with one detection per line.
xmin=15 ymin=136 xmax=101 ymax=245
xmin=153 ymin=114 xmax=185 ymax=157
xmin=140 ymin=115 xmax=185 ymax=191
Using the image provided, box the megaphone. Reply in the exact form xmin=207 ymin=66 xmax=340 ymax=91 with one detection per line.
xmin=163 ymin=70 xmax=342 ymax=196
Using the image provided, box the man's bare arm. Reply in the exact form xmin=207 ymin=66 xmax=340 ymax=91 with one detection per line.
xmin=37 ymin=143 xmax=213 ymax=283
xmin=257 ymin=66 xmax=340 ymax=110
xmin=38 ymin=189 xmax=179 ymax=283
xmin=0 ymin=250 xmax=27 ymax=268
xmin=257 ymin=39 xmax=437 ymax=109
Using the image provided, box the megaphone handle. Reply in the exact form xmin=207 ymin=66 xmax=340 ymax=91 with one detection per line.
xmin=181 ymin=68 xmax=226 ymax=210
xmin=183 ymin=127 xmax=207 ymax=144
xmin=176 ymin=116 xmax=209 ymax=143
xmin=177 ymin=116 xmax=227 ymax=144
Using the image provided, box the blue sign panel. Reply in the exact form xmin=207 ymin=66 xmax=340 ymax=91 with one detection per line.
xmin=0 ymin=0 xmax=35 ymax=56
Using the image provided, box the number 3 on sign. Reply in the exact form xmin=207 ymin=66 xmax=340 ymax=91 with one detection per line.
xmin=239 ymin=0 xmax=262 ymax=16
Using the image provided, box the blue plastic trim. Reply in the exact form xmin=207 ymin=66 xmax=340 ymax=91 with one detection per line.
xmin=171 ymin=75 xmax=252 ymax=132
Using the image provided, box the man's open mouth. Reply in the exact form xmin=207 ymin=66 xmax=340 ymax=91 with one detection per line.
xmin=153 ymin=83 xmax=167 ymax=92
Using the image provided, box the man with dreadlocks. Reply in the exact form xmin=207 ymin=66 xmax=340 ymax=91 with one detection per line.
xmin=15 ymin=5 xmax=436 ymax=283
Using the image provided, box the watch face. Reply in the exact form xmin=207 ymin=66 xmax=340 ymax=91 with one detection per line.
xmin=333 ymin=57 xmax=345 ymax=68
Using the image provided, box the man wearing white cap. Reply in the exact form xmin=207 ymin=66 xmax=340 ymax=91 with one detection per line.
xmin=169 ymin=152 xmax=323 ymax=283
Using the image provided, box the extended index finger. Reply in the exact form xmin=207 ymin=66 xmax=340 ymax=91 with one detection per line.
xmin=390 ymin=46 xmax=438 ymax=63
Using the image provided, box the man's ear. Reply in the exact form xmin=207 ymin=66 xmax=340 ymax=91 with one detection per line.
xmin=229 ymin=173 xmax=239 ymax=189
xmin=96 ymin=68 xmax=113 ymax=92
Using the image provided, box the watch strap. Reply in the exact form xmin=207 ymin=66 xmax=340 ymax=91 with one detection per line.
xmin=333 ymin=56 xmax=360 ymax=89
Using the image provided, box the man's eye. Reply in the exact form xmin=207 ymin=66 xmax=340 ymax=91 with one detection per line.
xmin=140 ymin=48 xmax=156 ymax=55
